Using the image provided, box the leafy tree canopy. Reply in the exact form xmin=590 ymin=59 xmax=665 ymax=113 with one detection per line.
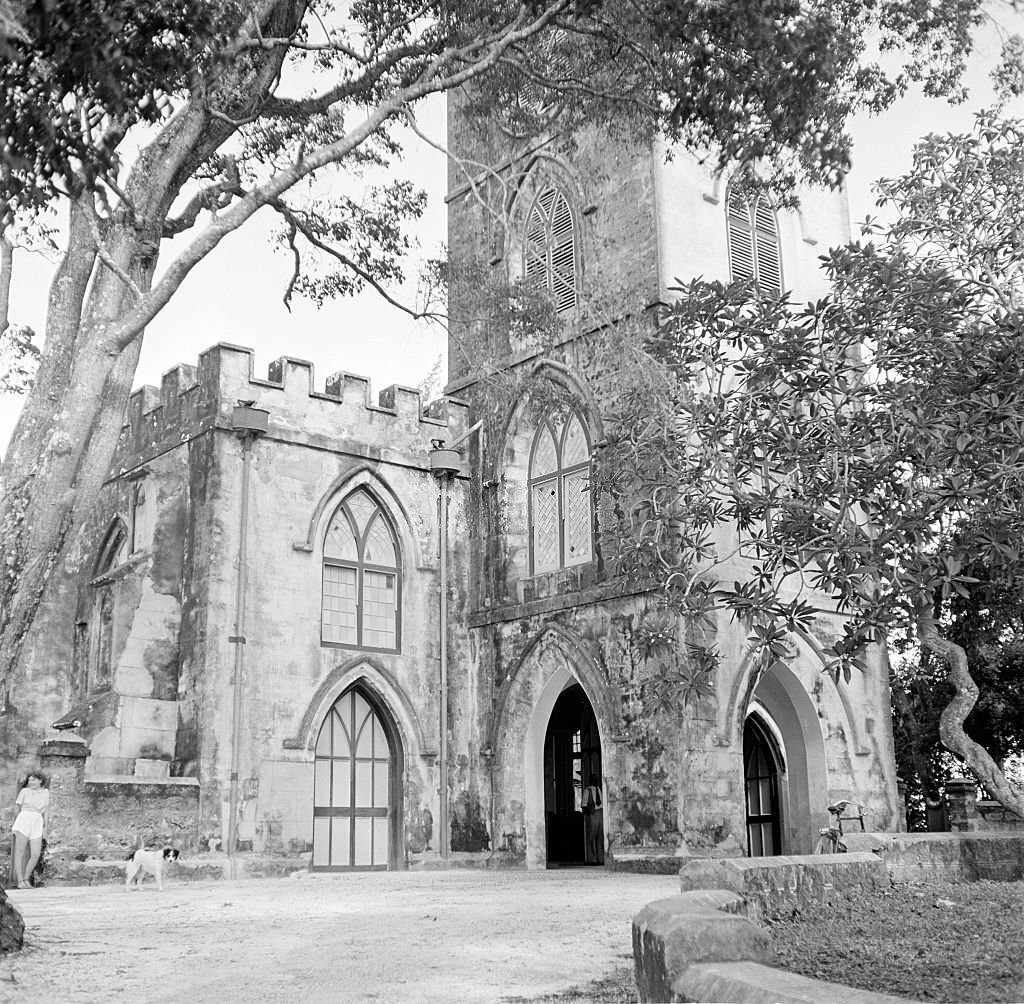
xmin=0 ymin=0 xmax=1013 ymax=227
xmin=593 ymin=110 xmax=1024 ymax=814
xmin=0 ymin=0 xmax=1019 ymax=740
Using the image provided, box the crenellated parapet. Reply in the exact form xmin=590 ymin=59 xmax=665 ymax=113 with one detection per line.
xmin=112 ymin=343 xmax=467 ymax=475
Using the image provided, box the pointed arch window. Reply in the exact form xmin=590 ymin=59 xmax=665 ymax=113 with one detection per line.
xmin=128 ymin=479 xmax=148 ymax=553
xmin=322 ymin=490 xmax=401 ymax=652
xmin=524 ymin=186 xmax=579 ymax=313
xmin=529 ymin=410 xmax=593 ymax=574
xmin=727 ymin=184 xmax=782 ymax=296
xmin=88 ymin=520 xmax=128 ymax=691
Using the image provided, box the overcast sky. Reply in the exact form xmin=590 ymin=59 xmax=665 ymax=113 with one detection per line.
xmin=1 ymin=14 xmax=1022 ymax=454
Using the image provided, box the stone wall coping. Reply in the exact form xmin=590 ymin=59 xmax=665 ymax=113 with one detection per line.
xmin=678 ymin=960 xmax=917 ymax=1004
xmin=84 ymin=775 xmax=200 ymax=789
xmin=851 ymin=830 xmax=1024 ymax=848
xmin=678 ymin=851 xmax=885 ymax=894
xmin=712 ymin=851 xmax=881 ymax=871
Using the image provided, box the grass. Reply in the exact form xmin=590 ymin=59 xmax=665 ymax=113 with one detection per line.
xmin=768 ymin=879 xmax=1024 ymax=1002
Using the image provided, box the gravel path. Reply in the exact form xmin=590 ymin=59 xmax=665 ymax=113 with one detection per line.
xmin=769 ymin=879 xmax=1024 ymax=1003
xmin=0 ymin=870 xmax=671 ymax=1004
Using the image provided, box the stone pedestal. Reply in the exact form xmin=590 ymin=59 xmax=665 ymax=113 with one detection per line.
xmin=36 ymin=735 xmax=91 ymax=877
xmin=944 ymin=778 xmax=980 ymax=832
xmin=895 ymin=777 xmax=908 ymax=833
xmin=38 ymin=735 xmax=90 ymax=777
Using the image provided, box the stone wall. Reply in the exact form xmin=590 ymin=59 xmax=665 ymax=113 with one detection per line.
xmin=678 ymin=853 xmax=889 ymax=924
xmin=845 ymin=831 xmax=1024 ymax=884
xmin=0 ymin=739 xmax=200 ymax=883
xmin=635 ymin=835 xmax=1024 ymax=1002
xmin=943 ymin=777 xmax=1024 ymax=833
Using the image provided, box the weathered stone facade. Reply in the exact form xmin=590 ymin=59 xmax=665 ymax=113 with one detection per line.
xmin=4 ymin=108 xmax=901 ymax=875
xmin=444 ymin=107 xmax=901 ymax=867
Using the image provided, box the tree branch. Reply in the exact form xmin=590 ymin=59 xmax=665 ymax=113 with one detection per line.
xmin=0 ymin=232 xmax=12 ymax=333
xmin=106 ymin=4 xmax=571 ymax=350
xmin=163 ymin=161 xmax=244 ymax=237
xmin=271 ymin=199 xmax=445 ymax=324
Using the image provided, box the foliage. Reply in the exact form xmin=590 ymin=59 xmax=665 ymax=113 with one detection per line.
xmin=1 ymin=0 xmax=233 ymax=219
xmin=629 ymin=611 xmax=717 ymax=715
xmin=592 ymin=110 xmax=1024 ymax=812
xmin=0 ymin=322 xmax=38 ymax=393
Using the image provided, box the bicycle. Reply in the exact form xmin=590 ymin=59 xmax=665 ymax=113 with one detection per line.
xmin=814 ymin=799 xmax=865 ymax=854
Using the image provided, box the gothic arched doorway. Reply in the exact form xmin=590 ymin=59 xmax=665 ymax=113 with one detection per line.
xmin=312 ymin=685 xmax=402 ymax=870
xmin=544 ymin=682 xmax=603 ymax=866
xmin=743 ymin=714 xmax=783 ymax=856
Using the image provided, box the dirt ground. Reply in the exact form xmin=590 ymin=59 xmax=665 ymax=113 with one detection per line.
xmin=0 ymin=869 xmax=673 ymax=1003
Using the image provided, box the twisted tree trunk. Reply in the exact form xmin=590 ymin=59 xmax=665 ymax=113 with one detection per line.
xmin=917 ymin=600 xmax=1024 ymax=817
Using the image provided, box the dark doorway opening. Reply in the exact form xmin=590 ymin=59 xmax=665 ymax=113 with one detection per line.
xmin=743 ymin=714 xmax=783 ymax=856
xmin=544 ymin=682 xmax=602 ymax=866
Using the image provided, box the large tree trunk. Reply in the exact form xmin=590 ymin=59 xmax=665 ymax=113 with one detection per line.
xmin=917 ymin=604 xmax=1024 ymax=818
xmin=0 ymin=233 xmax=151 ymax=705
xmin=0 ymin=0 xmax=307 ymax=717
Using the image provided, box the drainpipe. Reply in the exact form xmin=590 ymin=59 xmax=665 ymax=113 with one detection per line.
xmin=429 ymin=443 xmax=462 ymax=860
xmin=227 ymin=402 xmax=269 ymax=877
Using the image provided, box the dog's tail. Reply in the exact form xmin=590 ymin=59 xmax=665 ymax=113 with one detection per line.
xmin=124 ymin=834 xmax=144 ymax=860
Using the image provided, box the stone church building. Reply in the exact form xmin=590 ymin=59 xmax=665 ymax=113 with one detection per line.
xmin=4 ymin=105 xmax=902 ymax=875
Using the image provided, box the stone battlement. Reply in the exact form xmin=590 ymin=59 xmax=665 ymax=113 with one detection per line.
xmin=113 ymin=342 xmax=466 ymax=473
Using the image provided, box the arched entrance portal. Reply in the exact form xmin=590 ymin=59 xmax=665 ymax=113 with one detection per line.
xmin=544 ymin=682 xmax=603 ymax=866
xmin=743 ymin=715 xmax=783 ymax=856
xmin=312 ymin=686 xmax=401 ymax=870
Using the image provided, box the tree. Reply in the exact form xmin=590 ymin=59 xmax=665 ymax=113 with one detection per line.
xmin=593 ymin=110 xmax=1024 ymax=815
xmin=892 ymin=559 xmax=1024 ymax=824
xmin=0 ymin=0 xmax=1011 ymax=717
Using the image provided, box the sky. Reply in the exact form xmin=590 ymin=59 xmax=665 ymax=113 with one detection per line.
xmin=1 ymin=12 xmax=1023 ymax=454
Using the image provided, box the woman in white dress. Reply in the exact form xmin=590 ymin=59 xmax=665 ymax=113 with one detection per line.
xmin=11 ymin=772 xmax=49 ymax=889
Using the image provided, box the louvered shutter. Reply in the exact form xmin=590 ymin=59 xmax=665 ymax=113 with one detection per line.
xmin=524 ymin=194 xmax=551 ymax=288
xmin=727 ymin=189 xmax=754 ymax=285
xmin=548 ymin=191 xmax=577 ymax=312
xmin=753 ymin=199 xmax=782 ymax=296
xmin=522 ymin=186 xmax=578 ymax=313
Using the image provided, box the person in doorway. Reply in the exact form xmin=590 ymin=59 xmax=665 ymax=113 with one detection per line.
xmin=11 ymin=772 xmax=49 ymax=888
xmin=582 ymin=773 xmax=604 ymax=865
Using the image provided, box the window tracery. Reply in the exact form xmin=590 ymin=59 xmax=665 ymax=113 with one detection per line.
xmin=322 ymin=490 xmax=401 ymax=651
xmin=528 ymin=410 xmax=593 ymax=573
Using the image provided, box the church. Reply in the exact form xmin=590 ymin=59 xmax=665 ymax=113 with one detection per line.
xmin=6 ymin=100 xmax=902 ymax=875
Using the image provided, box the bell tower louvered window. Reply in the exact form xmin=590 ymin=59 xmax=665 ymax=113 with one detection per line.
xmin=322 ymin=490 xmax=400 ymax=652
xmin=524 ymin=187 xmax=579 ymax=313
xmin=727 ymin=185 xmax=782 ymax=296
xmin=528 ymin=410 xmax=593 ymax=574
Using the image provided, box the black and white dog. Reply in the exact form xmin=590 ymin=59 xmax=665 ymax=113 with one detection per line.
xmin=125 ymin=846 xmax=180 ymax=891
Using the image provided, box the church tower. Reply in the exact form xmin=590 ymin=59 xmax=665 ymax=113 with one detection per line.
xmin=445 ymin=94 xmax=900 ymax=867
